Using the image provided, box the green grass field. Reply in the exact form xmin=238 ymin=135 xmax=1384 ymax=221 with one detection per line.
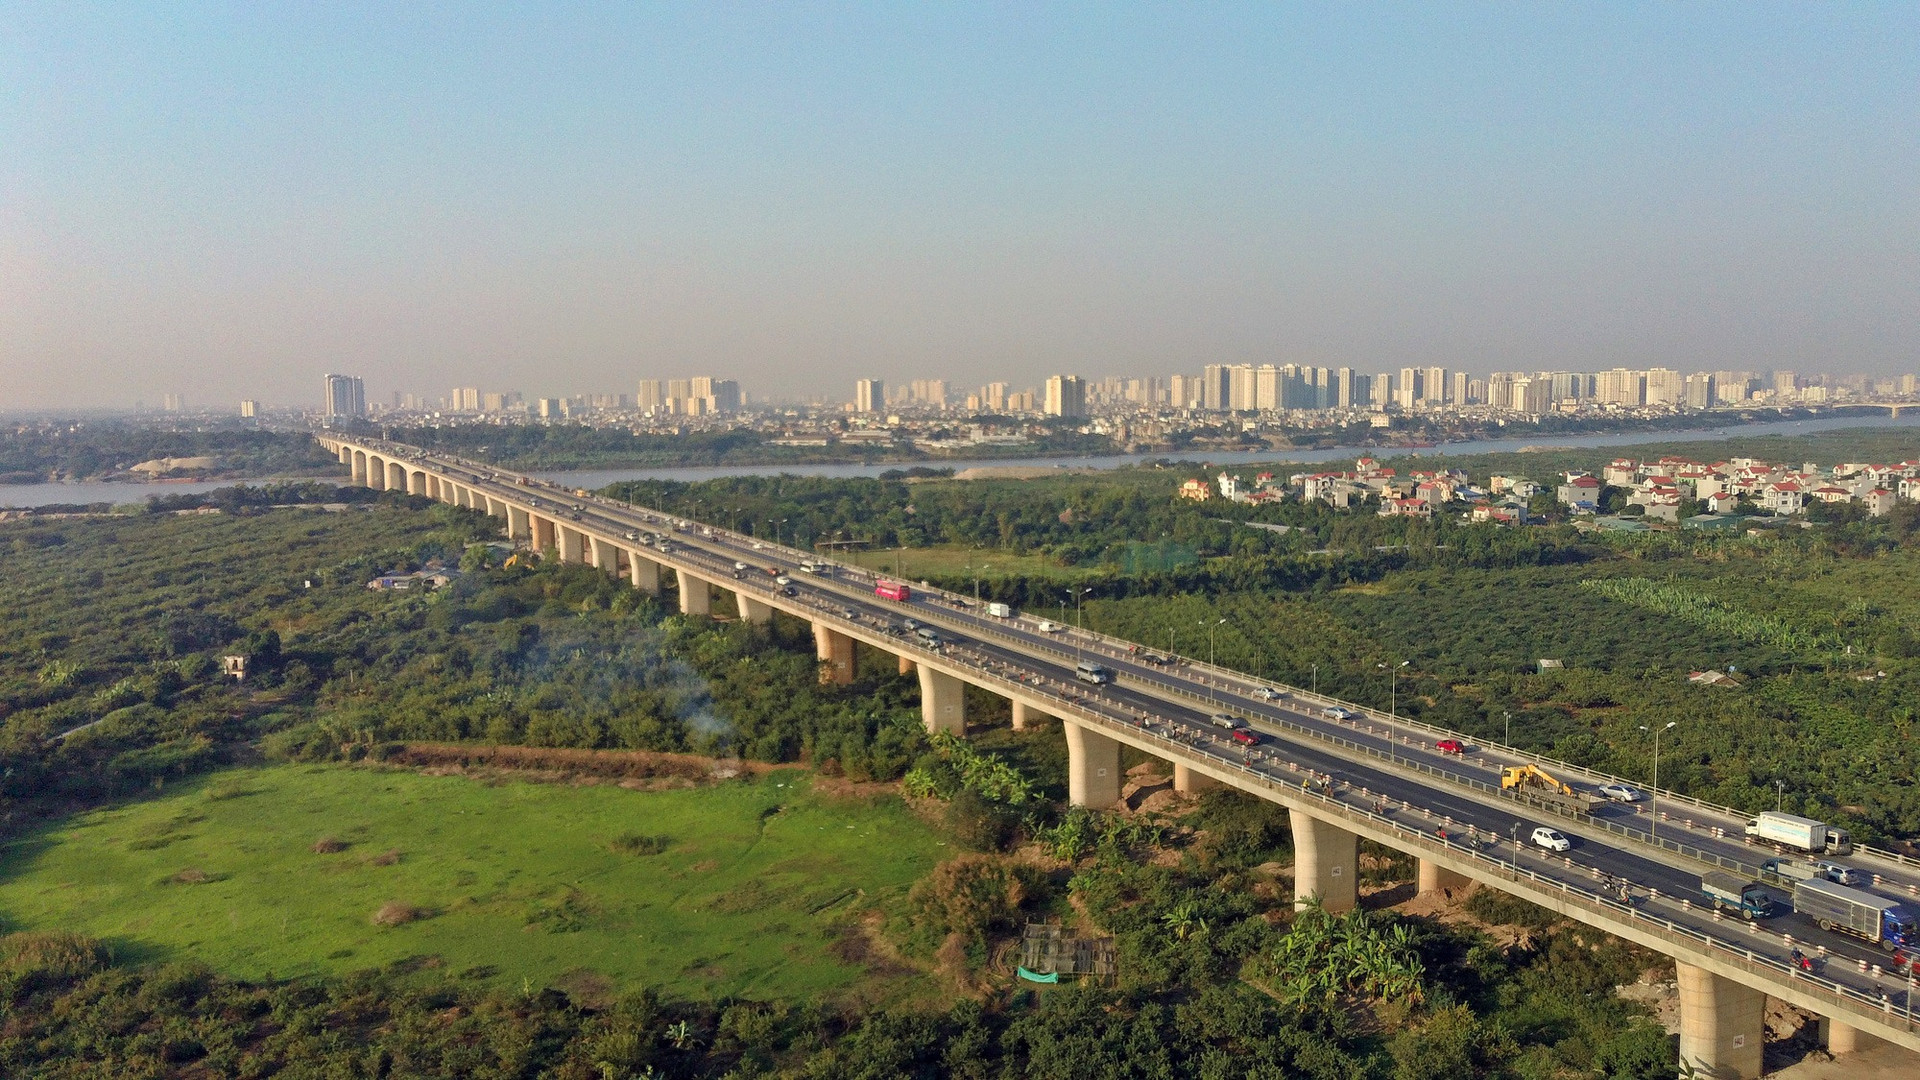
xmin=0 ymin=764 xmax=946 ymax=1002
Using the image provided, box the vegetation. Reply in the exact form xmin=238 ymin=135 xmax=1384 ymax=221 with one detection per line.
xmin=0 ymin=763 xmax=943 ymax=1000
xmin=0 ymin=422 xmax=341 ymax=484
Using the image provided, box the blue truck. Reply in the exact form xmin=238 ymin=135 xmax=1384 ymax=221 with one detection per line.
xmin=1794 ymin=877 xmax=1916 ymax=951
xmin=1700 ymin=871 xmax=1774 ymax=920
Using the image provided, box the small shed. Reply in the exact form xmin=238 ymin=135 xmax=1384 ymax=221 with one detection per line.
xmin=1019 ymin=923 xmax=1116 ymax=983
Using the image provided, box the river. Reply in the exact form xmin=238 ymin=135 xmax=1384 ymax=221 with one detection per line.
xmin=5 ymin=412 xmax=1919 ymax=508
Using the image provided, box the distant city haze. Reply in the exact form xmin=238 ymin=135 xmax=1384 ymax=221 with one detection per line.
xmin=3 ymin=6 xmax=1917 ymax=410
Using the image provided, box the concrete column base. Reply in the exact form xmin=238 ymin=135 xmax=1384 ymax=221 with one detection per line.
xmin=813 ymin=623 xmax=854 ymax=684
xmin=1173 ymin=762 xmax=1218 ymax=794
xmin=628 ymin=553 xmax=659 ymax=594
xmin=917 ymin=664 xmax=967 ymax=735
xmin=591 ymin=537 xmax=620 ymax=576
xmin=1417 ymin=859 xmax=1471 ymax=897
xmin=1291 ymin=810 xmax=1359 ymax=913
xmin=1676 ymin=961 xmax=1765 ymax=1080
xmin=1011 ymin=700 xmax=1048 ymax=731
xmin=1064 ymin=721 xmax=1121 ymax=808
xmin=532 ymin=516 xmax=556 ymax=552
xmin=557 ymin=526 xmax=585 ymax=564
xmin=509 ymin=507 xmax=531 ymax=542
xmin=898 ymin=653 xmax=915 ymax=675
xmin=1824 ymin=1018 xmax=1884 ymax=1056
xmin=408 ymin=471 xmax=427 ymax=496
xmin=737 ymin=593 xmax=773 ymax=624
xmin=678 ymin=574 xmax=712 ymax=616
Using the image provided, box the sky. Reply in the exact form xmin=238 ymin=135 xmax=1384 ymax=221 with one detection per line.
xmin=2 ymin=3 xmax=1916 ymax=411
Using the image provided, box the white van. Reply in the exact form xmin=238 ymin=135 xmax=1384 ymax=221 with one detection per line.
xmin=1076 ymin=662 xmax=1114 ymax=685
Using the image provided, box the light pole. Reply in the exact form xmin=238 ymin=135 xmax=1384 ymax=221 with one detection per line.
xmin=1775 ymin=779 xmax=1786 ymax=812
xmin=1311 ymin=662 xmax=1318 ymax=696
xmin=1639 ymin=721 xmax=1677 ymax=841
xmin=1504 ymin=711 xmax=1512 ymax=747
xmin=1200 ymin=618 xmax=1225 ymax=666
xmin=1071 ymin=587 xmax=1091 ymax=631
xmin=777 ymin=518 xmax=788 ymax=549
xmin=1377 ymin=660 xmax=1409 ymax=718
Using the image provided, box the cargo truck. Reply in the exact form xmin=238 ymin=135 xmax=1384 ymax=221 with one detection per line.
xmin=987 ymin=602 xmax=1013 ymax=618
xmin=1700 ymin=871 xmax=1774 ymax=920
xmin=1743 ymin=811 xmax=1852 ymax=856
xmin=1793 ymin=878 xmax=1915 ymax=951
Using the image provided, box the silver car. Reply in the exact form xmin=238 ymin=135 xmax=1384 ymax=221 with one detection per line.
xmin=1596 ymin=783 xmax=1642 ymax=803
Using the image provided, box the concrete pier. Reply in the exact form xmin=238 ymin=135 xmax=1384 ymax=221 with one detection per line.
xmin=1064 ymin=721 xmax=1121 ymax=808
xmin=1676 ymin=962 xmax=1765 ymax=1080
xmin=1290 ymin=810 xmax=1358 ymax=913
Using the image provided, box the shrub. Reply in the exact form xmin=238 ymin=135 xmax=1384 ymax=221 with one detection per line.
xmin=0 ymin=931 xmax=108 ymax=983
xmin=370 ymin=849 xmax=401 ymax=866
xmin=371 ymin=901 xmax=427 ymax=927
xmin=311 ymin=836 xmax=347 ymax=853
xmin=609 ymin=833 xmax=672 ymax=856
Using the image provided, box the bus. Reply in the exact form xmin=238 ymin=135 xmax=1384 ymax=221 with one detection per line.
xmin=875 ymin=581 xmax=911 ymax=602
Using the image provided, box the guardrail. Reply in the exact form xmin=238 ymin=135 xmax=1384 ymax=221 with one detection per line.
xmin=336 ymin=440 xmax=1920 ymax=882
xmin=336 ymin=441 xmax=1920 ymax=1038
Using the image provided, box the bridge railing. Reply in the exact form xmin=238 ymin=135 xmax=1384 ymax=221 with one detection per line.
xmin=346 ymin=440 xmax=1920 ymax=879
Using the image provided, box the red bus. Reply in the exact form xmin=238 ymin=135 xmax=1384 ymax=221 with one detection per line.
xmin=875 ymin=580 xmax=911 ymax=601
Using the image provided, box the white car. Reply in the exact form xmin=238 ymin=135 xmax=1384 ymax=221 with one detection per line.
xmin=774 ymin=575 xmax=792 ymax=586
xmin=1596 ymin=783 xmax=1642 ymax=803
xmin=1814 ymin=861 xmax=1867 ymax=886
xmin=733 ymin=561 xmax=749 ymax=571
xmin=1530 ymin=826 xmax=1571 ymax=852
xmin=1252 ymin=686 xmax=1285 ymax=701
xmin=1035 ymin=620 xmax=1063 ymax=633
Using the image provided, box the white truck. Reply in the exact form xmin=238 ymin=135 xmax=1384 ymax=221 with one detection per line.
xmin=1793 ymin=878 xmax=1915 ymax=951
xmin=987 ymin=602 xmax=1013 ymax=618
xmin=1743 ymin=811 xmax=1852 ymax=856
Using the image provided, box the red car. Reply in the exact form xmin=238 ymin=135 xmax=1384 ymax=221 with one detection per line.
xmin=1231 ymin=729 xmax=1260 ymax=747
xmin=1435 ymin=738 xmax=1465 ymax=755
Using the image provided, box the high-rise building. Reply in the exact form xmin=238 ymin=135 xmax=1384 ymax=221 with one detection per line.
xmin=1773 ymin=370 xmax=1800 ymax=396
xmin=1644 ymin=368 xmax=1684 ymax=407
xmin=1450 ymin=371 xmax=1471 ymax=406
xmin=537 ymin=398 xmax=562 ymax=418
xmin=1396 ymin=367 xmax=1422 ymax=410
xmin=1201 ymin=365 xmax=1231 ymax=411
xmin=324 ymin=374 xmax=366 ymax=418
xmin=1424 ymin=367 xmax=1448 ymax=405
xmin=1683 ymin=373 xmax=1716 ymax=410
xmin=1044 ymin=375 xmax=1087 ymax=418
xmin=1253 ymin=365 xmax=1280 ymax=411
xmin=1596 ymin=369 xmax=1645 ymax=406
xmin=984 ymin=382 xmax=1008 ymax=412
xmin=855 ymin=379 xmax=883 ymax=413
xmin=637 ymin=379 xmax=663 ymax=412
xmin=1333 ymin=368 xmax=1357 ymax=409
xmin=239 ymin=399 xmax=258 ymax=418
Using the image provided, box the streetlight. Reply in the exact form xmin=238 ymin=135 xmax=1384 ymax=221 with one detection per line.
xmin=1200 ymin=618 xmax=1225 ymax=666
xmin=1775 ymin=779 xmax=1787 ymax=812
xmin=1311 ymin=662 xmax=1318 ymax=696
xmin=1504 ymin=711 xmax=1512 ymax=747
xmin=1638 ymin=721 xmax=1677 ymax=841
xmin=1071 ymin=587 xmax=1091 ymax=631
xmin=1377 ymin=660 xmax=1409 ymax=718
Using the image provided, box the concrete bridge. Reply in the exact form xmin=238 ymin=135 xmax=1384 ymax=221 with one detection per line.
xmin=322 ymin=434 xmax=1920 ymax=1077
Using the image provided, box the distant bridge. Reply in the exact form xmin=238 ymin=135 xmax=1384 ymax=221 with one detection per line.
xmin=320 ymin=435 xmax=1920 ymax=1078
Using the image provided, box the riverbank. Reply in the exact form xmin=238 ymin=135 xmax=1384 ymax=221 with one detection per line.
xmin=6 ymin=412 xmax=1920 ymax=508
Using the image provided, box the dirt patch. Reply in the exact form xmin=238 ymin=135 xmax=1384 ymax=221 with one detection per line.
xmin=311 ymin=836 xmax=347 ymax=854
xmin=386 ymin=744 xmax=780 ymax=787
xmin=829 ymin=910 xmax=919 ymax=978
xmin=551 ymin=968 xmax=616 ymax=1010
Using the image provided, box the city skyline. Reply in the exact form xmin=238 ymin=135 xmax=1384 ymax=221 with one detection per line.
xmin=6 ymin=6 xmax=1918 ymax=409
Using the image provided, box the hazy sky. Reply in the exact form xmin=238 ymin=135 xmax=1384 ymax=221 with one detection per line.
xmin=3 ymin=4 xmax=1916 ymax=410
